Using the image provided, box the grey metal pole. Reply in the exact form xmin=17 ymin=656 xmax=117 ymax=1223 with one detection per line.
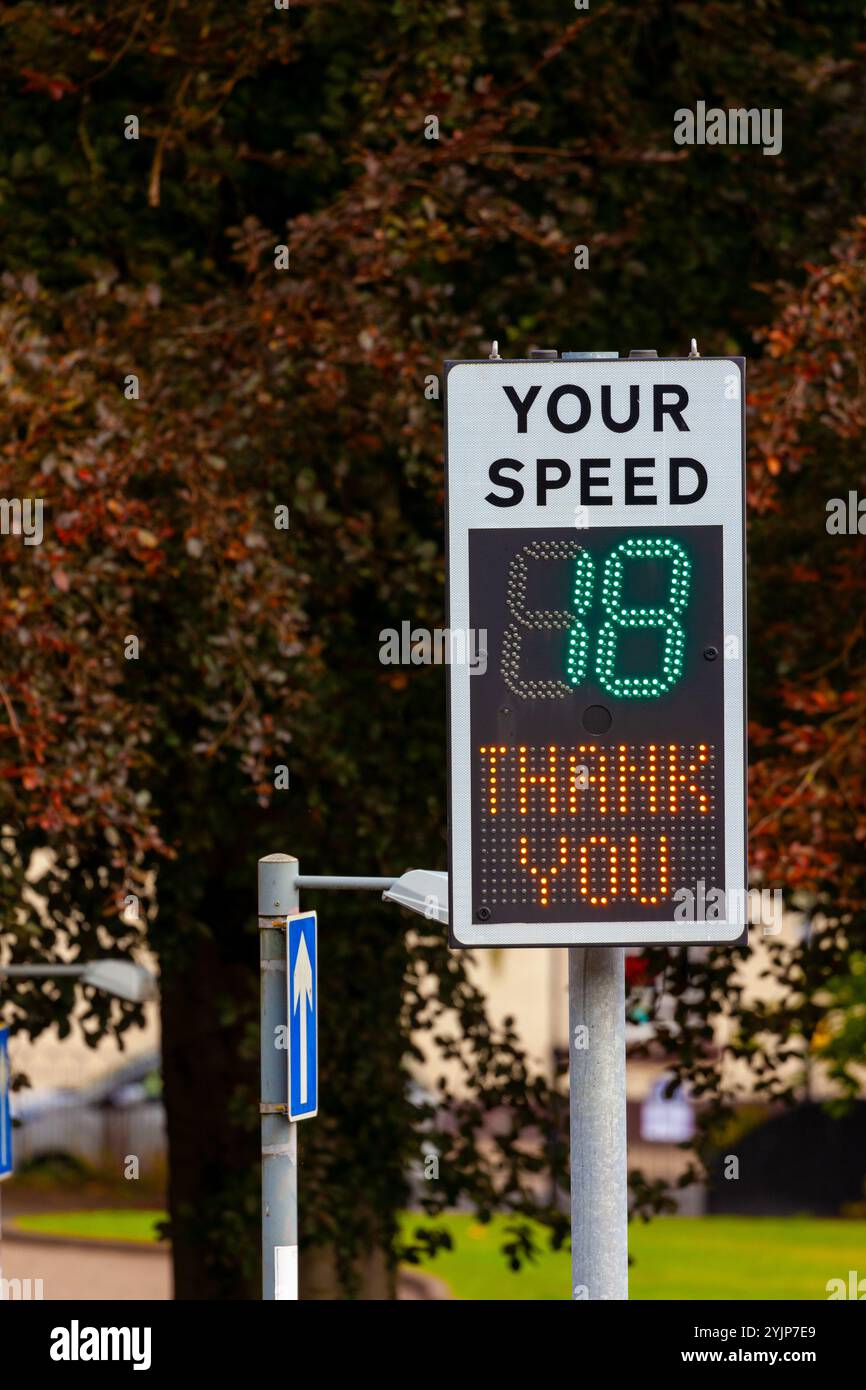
xmin=258 ymin=853 xmax=299 ymax=1301
xmin=0 ymin=965 xmax=85 ymax=978
xmin=568 ymin=946 xmax=628 ymax=1300
xmin=296 ymin=875 xmax=396 ymax=891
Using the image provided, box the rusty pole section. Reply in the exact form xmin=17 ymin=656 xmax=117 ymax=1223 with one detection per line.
xmin=258 ymin=853 xmax=299 ymax=1300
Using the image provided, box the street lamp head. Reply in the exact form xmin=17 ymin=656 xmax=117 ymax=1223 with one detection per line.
xmin=382 ymin=869 xmax=449 ymax=926
xmin=80 ymin=960 xmax=157 ymax=1003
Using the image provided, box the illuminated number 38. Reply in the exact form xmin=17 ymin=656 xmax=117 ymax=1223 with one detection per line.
xmin=501 ymin=535 xmax=692 ymax=700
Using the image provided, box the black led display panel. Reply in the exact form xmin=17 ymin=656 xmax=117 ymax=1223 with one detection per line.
xmin=468 ymin=525 xmax=724 ymax=926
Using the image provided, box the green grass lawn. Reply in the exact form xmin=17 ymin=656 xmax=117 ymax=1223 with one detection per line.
xmin=12 ymin=1209 xmax=165 ymax=1245
xmin=630 ymin=1215 xmax=866 ymax=1302
xmin=11 ymin=1208 xmax=866 ymax=1299
xmin=400 ymin=1213 xmax=866 ymax=1300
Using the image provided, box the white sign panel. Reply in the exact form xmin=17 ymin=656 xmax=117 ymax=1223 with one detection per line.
xmin=444 ymin=355 xmax=746 ymax=947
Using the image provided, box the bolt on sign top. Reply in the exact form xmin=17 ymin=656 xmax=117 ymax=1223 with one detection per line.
xmin=444 ymin=352 xmax=747 ymax=947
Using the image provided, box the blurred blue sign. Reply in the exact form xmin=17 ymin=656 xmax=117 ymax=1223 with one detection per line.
xmin=0 ymin=1027 xmax=12 ymax=1180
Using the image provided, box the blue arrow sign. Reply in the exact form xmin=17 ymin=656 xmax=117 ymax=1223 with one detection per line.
xmin=287 ymin=912 xmax=317 ymax=1121
xmin=0 ymin=1027 xmax=12 ymax=1181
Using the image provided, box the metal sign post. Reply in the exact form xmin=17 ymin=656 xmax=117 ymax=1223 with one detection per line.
xmin=444 ymin=346 xmax=748 ymax=1300
xmin=257 ymin=861 xmax=400 ymax=1300
xmin=568 ymin=947 xmax=628 ymax=1300
xmin=258 ymin=854 xmax=301 ymax=1301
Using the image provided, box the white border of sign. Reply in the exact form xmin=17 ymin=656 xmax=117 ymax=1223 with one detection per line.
xmin=445 ymin=357 xmax=747 ymax=947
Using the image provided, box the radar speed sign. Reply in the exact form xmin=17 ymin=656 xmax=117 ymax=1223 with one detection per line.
xmin=444 ymin=355 xmax=746 ymax=947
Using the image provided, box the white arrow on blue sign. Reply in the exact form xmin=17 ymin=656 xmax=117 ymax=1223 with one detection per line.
xmin=287 ymin=912 xmax=318 ymax=1121
xmin=0 ymin=1026 xmax=12 ymax=1181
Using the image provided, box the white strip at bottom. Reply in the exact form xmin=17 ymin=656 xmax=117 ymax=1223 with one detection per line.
xmin=275 ymin=1244 xmax=298 ymax=1301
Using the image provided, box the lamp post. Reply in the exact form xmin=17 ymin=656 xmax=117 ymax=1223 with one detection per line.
xmin=271 ymin=863 xmax=627 ymax=1302
xmin=0 ymin=960 xmax=157 ymax=1003
xmin=257 ymin=858 xmax=447 ymax=1299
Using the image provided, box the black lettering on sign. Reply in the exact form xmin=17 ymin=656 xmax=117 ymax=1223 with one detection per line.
xmin=536 ymin=459 xmax=572 ymax=505
xmin=502 ymin=385 xmax=541 ymax=433
xmin=485 ymin=458 xmax=525 ymax=506
xmin=625 ymin=458 xmax=657 ymax=505
xmin=653 ymin=385 xmax=689 ymax=432
xmin=546 ymin=385 xmax=591 ymax=433
xmin=670 ymin=457 xmax=708 ymax=503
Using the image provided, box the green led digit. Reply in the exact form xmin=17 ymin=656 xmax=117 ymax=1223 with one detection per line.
xmin=566 ymin=549 xmax=595 ymax=685
xmin=595 ymin=536 xmax=691 ymax=698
